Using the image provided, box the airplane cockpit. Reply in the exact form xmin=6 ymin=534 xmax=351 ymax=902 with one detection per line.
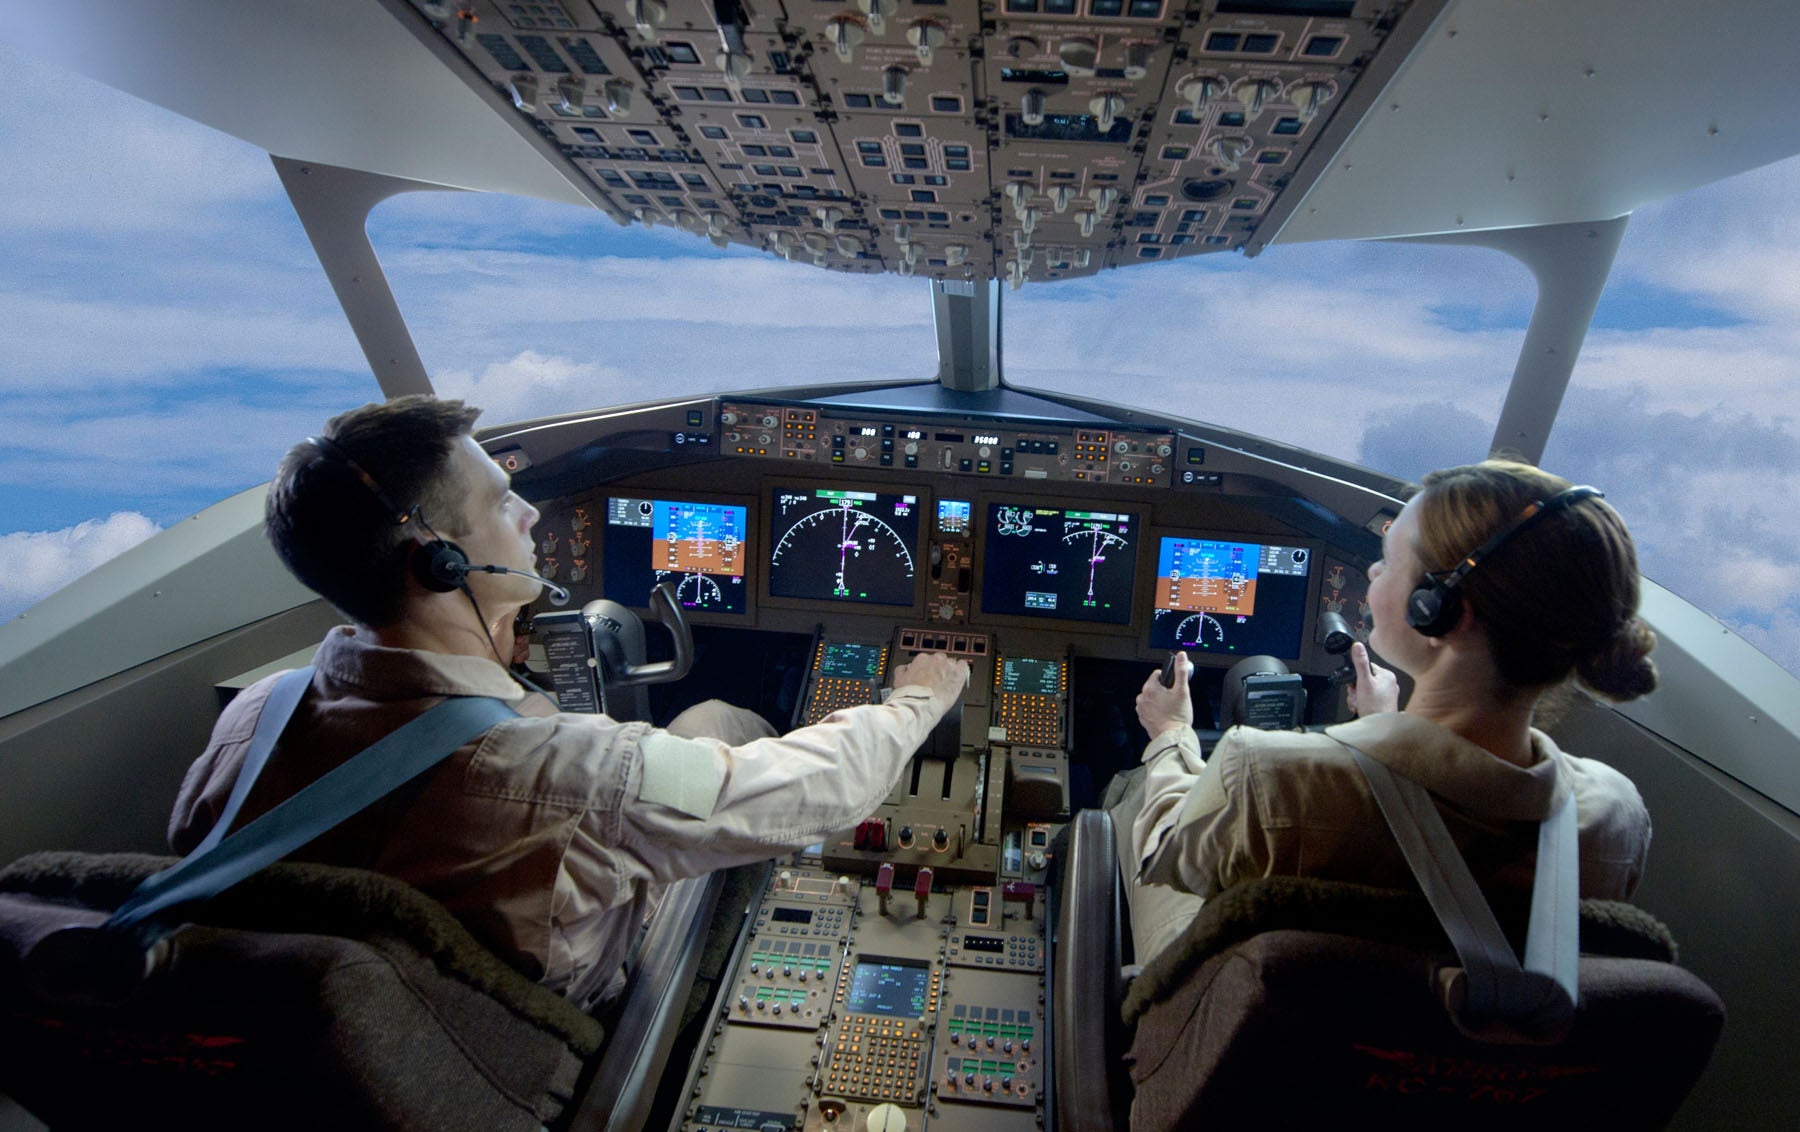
xmin=4 ymin=0 xmax=1800 ymax=1129
xmin=470 ymin=375 xmax=1394 ymax=1129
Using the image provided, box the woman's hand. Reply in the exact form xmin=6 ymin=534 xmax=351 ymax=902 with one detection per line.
xmin=1137 ymin=652 xmax=1195 ymax=737
xmin=1345 ymin=642 xmax=1400 ymax=716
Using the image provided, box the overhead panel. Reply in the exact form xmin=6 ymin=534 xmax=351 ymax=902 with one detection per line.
xmin=398 ymin=0 xmax=1422 ymax=284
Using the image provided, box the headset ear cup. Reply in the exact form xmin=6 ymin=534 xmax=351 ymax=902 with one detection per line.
xmin=414 ymin=540 xmax=470 ymax=593
xmin=1406 ymin=581 xmax=1458 ymax=638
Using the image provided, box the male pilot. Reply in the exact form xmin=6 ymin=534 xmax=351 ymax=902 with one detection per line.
xmin=170 ymin=395 xmax=969 ymax=1007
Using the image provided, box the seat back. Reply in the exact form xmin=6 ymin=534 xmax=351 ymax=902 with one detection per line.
xmin=1123 ymin=877 xmax=1725 ymax=1131
xmin=0 ymin=851 xmax=604 ymax=1131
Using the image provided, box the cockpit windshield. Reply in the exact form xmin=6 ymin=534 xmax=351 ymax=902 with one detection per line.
xmin=1 ymin=27 xmax=1798 ymax=679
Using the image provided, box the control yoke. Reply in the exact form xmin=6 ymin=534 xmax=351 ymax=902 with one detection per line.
xmin=583 ymin=581 xmax=695 ymax=689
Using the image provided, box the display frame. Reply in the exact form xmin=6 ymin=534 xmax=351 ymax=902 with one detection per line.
xmin=1137 ymin=524 xmax=1327 ymax=667
xmin=757 ymin=477 xmax=932 ymax=616
xmin=597 ymin=490 xmax=758 ymax=624
xmin=967 ymin=491 xmax=1147 ymax=636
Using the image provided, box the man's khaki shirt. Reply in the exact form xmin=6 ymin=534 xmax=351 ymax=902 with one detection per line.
xmin=170 ymin=627 xmax=948 ymax=1006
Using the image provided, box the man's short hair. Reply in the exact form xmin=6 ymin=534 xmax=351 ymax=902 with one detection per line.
xmin=267 ymin=396 xmax=482 ymax=627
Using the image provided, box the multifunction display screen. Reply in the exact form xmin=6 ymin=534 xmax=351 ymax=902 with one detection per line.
xmin=937 ymin=499 xmax=972 ymax=534
xmin=769 ymin=486 xmax=920 ymax=606
xmin=1148 ymin=536 xmax=1312 ymax=658
xmin=820 ymin=641 xmax=886 ymax=680
xmin=981 ymin=503 xmax=1138 ymax=625
xmin=604 ymin=497 xmax=748 ymax=614
xmin=998 ymin=657 xmax=1063 ymax=696
xmin=844 ymin=958 xmax=931 ymax=1018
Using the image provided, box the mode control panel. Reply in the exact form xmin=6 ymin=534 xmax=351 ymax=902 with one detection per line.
xmin=720 ymin=403 xmax=1175 ymax=486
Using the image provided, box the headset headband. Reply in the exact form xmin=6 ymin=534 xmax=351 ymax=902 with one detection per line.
xmin=1405 ymin=483 xmax=1605 ymax=637
xmin=308 ymin=435 xmax=414 ymax=527
xmin=1428 ymin=484 xmax=1605 ymax=593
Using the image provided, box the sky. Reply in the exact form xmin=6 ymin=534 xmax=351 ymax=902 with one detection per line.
xmin=2 ymin=37 xmax=1797 ymax=677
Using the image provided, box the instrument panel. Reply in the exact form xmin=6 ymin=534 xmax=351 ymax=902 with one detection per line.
xmin=524 ymin=399 xmax=1358 ymax=670
xmin=504 ymin=396 xmax=1380 ymax=1131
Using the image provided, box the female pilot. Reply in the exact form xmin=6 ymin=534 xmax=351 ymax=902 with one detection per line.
xmin=1130 ymin=459 xmax=1657 ymax=934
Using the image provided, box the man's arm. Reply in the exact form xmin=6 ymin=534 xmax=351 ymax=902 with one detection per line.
xmin=611 ymin=653 xmax=970 ymax=883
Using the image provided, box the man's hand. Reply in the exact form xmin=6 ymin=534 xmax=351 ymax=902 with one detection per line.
xmin=892 ymin=652 xmax=971 ymax=714
xmin=1136 ymin=651 xmax=1195 ymax=737
xmin=1345 ymin=642 xmax=1400 ymax=716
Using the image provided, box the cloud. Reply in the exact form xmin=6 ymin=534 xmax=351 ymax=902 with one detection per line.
xmin=435 ymin=350 xmax=644 ymax=425
xmin=1357 ymin=402 xmax=1496 ymax=482
xmin=0 ymin=382 xmax=376 ymax=535
xmin=1353 ymin=386 xmax=1800 ymax=669
xmin=0 ymin=41 xmax=275 ymax=236
xmin=1731 ymin=607 xmax=1800 ymax=676
xmin=0 ymin=513 xmax=162 ymax=622
xmin=0 ymin=290 xmax=366 ymax=387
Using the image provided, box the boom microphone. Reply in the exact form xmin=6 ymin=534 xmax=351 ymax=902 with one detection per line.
xmin=466 ymin=563 xmax=572 ymax=606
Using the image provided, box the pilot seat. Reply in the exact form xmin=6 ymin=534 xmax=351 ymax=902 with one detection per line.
xmin=1055 ymin=654 xmax=1726 ymax=1132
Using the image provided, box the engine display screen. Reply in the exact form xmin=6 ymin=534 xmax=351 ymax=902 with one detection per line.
xmin=769 ymin=486 xmax=920 ymax=606
xmin=604 ymin=497 xmax=748 ymax=614
xmin=1148 ymin=536 xmax=1312 ymax=658
xmin=845 ymin=958 xmax=931 ymax=1018
xmin=981 ymin=503 xmax=1138 ymax=625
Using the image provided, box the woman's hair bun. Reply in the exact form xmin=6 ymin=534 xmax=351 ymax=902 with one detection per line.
xmin=1575 ymin=617 xmax=1659 ymax=702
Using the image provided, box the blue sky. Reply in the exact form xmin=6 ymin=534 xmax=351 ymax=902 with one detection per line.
xmin=2 ymin=36 xmax=1798 ymax=676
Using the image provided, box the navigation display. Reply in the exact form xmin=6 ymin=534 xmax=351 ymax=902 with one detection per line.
xmin=769 ymin=485 xmax=921 ymax=606
xmin=604 ymin=497 xmax=748 ymax=614
xmin=1148 ymin=536 xmax=1311 ymax=658
xmin=845 ymin=958 xmax=931 ymax=1018
xmin=981 ymin=502 xmax=1138 ymax=625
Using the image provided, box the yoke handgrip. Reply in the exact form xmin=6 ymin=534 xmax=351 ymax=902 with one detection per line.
xmin=609 ymin=582 xmax=694 ymax=686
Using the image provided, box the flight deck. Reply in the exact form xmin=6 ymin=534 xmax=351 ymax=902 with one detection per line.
xmin=502 ymin=394 xmax=1379 ymax=1132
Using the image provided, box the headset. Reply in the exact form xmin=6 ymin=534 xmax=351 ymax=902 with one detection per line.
xmin=1405 ymin=485 xmax=1604 ymax=637
xmin=307 ymin=435 xmax=568 ymax=602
